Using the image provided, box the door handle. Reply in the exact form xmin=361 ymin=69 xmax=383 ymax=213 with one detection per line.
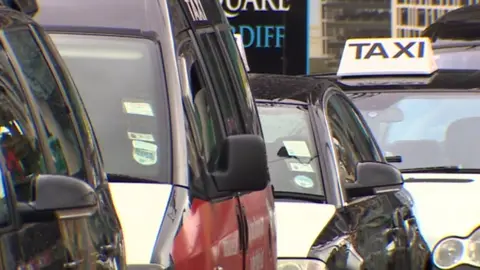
xmin=64 ymin=259 xmax=84 ymax=268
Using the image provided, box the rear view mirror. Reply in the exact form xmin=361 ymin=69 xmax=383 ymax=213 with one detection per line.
xmin=18 ymin=175 xmax=97 ymax=223
xmin=211 ymin=134 xmax=269 ymax=193
xmin=345 ymin=162 xmax=403 ymax=198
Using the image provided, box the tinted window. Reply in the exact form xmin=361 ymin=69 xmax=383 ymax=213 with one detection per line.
xmin=258 ymin=104 xmax=324 ymax=197
xmin=218 ymin=30 xmax=259 ymax=133
xmin=434 ymin=47 xmax=480 ymax=70
xmin=350 ymin=91 xmax=480 ymax=170
xmin=33 ymin=26 xmax=103 ymax=183
xmin=0 ymin=173 xmax=9 ymax=226
xmin=49 ymin=34 xmax=171 ymax=183
xmin=197 ymin=32 xmax=242 ymax=135
xmin=178 ymin=40 xmax=224 ymax=184
xmin=5 ymin=28 xmax=85 ymax=179
xmin=0 ymin=68 xmax=47 ymax=202
xmin=325 ymin=94 xmax=380 ymax=184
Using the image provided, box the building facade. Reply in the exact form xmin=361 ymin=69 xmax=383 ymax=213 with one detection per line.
xmin=392 ymin=0 xmax=480 ymax=37
xmin=310 ymin=0 xmax=391 ymax=73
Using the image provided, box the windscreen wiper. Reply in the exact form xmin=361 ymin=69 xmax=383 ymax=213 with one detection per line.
xmin=401 ymin=166 xmax=480 ymax=173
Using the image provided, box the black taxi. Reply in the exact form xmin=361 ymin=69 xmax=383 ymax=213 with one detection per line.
xmin=308 ymin=37 xmax=480 ymax=269
xmin=249 ymin=73 xmax=430 ymax=270
xmin=0 ymin=0 xmax=125 ymax=269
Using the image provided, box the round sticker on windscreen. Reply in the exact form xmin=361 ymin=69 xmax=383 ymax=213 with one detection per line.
xmin=293 ymin=175 xmax=314 ymax=189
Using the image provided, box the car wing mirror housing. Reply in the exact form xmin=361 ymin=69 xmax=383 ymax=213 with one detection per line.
xmin=345 ymin=161 xmax=404 ymax=198
xmin=211 ymin=134 xmax=270 ymax=193
xmin=18 ymin=175 xmax=98 ymax=223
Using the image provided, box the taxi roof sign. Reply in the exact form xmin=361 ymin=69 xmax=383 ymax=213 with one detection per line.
xmin=337 ymin=37 xmax=438 ymax=77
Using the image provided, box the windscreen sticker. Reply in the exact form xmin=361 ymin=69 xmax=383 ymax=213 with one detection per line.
xmin=288 ymin=162 xmax=315 ymax=173
xmin=127 ymin=132 xmax=155 ymax=142
xmin=283 ymin=141 xmax=311 ymax=157
xmin=132 ymin=140 xmax=158 ymax=166
xmin=293 ymin=175 xmax=314 ymax=189
xmin=123 ymin=101 xmax=154 ymax=117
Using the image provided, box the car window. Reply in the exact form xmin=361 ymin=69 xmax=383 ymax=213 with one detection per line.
xmin=434 ymin=47 xmax=480 ymax=70
xmin=257 ymin=104 xmax=325 ymax=197
xmin=350 ymin=91 xmax=480 ymax=170
xmin=325 ymin=94 xmax=381 ymax=186
xmin=32 ymin=25 xmax=103 ymax=184
xmin=178 ymin=39 xmax=225 ymax=170
xmin=0 ymin=173 xmax=10 ymax=226
xmin=0 ymin=67 xmax=48 ymax=202
xmin=197 ymin=31 xmax=242 ymax=135
xmin=49 ymin=33 xmax=171 ymax=183
xmin=4 ymin=27 xmax=85 ymax=179
xmin=218 ymin=30 xmax=260 ymax=133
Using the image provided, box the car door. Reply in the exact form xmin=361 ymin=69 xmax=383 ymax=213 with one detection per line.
xmin=208 ymin=28 xmax=276 ymax=270
xmin=0 ymin=38 xmax=67 ymax=268
xmin=2 ymin=23 xmax=121 ymax=269
xmin=31 ymin=24 xmax=126 ymax=268
xmin=175 ymin=34 xmax=244 ymax=269
xmin=323 ymin=90 xmax=412 ymax=270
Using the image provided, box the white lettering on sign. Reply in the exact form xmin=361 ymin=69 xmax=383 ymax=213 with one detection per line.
xmin=248 ymin=217 xmax=265 ymax=245
xmin=337 ymin=37 xmax=438 ymax=77
xmin=348 ymin=41 xmax=425 ymax=60
xmin=221 ymin=233 xmax=239 ymax=257
xmin=184 ymin=0 xmax=207 ymax=21
xmin=249 ymin=248 xmax=265 ymax=270
xmin=219 ymin=0 xmax=290 ymax=19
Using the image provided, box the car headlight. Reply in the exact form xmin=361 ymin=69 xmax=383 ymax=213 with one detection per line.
xmin=277 ymin=259 xmax=328 ymax=270
xmin=433 ymin=228 xmax=480 ymax=269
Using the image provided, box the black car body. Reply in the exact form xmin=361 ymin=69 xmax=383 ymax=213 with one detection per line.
xmin=35 ymin=0 xmax=276 ymax=269
xmin=0 ymin=0 xmax=126 ymax=269
xmin=422 ymin=4 xmax=480 ymax=70
xmin=250 ymin=73 xmax=430 ymax=270
xmin=308 ymin=69 xmax=480 ymax=269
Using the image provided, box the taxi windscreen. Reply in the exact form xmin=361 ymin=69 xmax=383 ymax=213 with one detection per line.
xmin=49 ymin=34 xmax=170 ymax=183
xmin=349 ymin=91 xmax=480 ymax=170
xmin=257 ymin=103 xmax=325 ymax=198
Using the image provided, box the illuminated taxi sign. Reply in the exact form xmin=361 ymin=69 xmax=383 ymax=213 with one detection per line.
xmin=337 ymin=38 xmax=438 ymax=77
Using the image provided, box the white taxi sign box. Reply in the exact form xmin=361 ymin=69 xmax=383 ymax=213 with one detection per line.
xmin=234 ymin=33 xmax=251 ymax=72
xmin=337 ymin=38 xmax=438 ymax=77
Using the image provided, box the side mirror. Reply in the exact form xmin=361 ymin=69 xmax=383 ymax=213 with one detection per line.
xmin=345 ymin=162 xmax=403 ymax=198
xmin=277 ymin=146 xmax=290 ymax=158
xmin=6 ymin=0 xmax=39 ymax=16
xmin=211 ymin=134 xmax=269 ymax=193
xmin=18 ymin=175 xmax=97 ymax=223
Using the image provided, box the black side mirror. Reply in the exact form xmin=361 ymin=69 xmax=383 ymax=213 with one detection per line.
xmin=345 ymin=162 xmax=404 ymax=198
xmin=277 ymin=146 xmax=290 ymax=158
xmin=18 ymin=175 xmax=97 ymax=223
xmin=7 ymin=0 xmax=39 ymax=16
xmin=211 ymin=134 xmax=269 ymax=193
